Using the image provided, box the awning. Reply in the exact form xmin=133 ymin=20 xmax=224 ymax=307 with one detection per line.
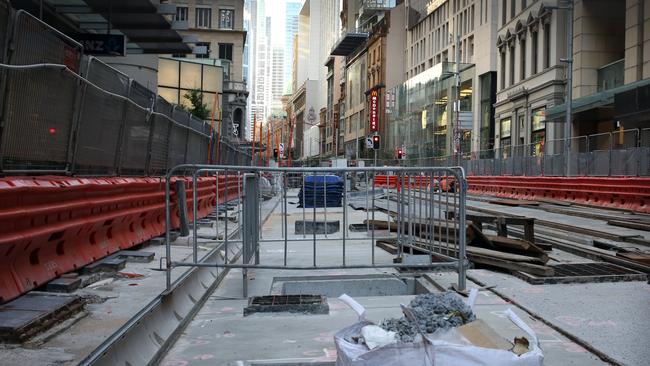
xmin=546 ymin=78 xmax=650 ymax=120
xmin=11 ymin=0 xmax=192 ymax=54
xmin=330 ymin=32 xmax=368 ymax=56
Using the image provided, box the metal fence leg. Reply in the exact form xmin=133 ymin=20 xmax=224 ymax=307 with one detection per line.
xmin=457 ymin=177 xmax=468 ymax=291
xmin=242 ymin=173 xmax=259 ymax=297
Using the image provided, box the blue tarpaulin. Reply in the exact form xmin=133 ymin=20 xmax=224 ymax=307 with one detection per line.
xmin=298 ymin=175 xmax=344 ymax=208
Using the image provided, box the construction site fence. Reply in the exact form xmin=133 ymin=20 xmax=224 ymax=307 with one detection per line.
xmin=165 ymin=164 xmax=469 ymax=296
xmin=0 ymin=7 xmax=251 ymax=176
xmin=352 ymin=129 xmax=650 ymax=176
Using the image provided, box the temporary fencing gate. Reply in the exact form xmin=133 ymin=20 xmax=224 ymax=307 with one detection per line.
xmin=164 ymin=165 xmax=469 ymax=295
xmin=0 ymin=8 xmax=251 ymax=176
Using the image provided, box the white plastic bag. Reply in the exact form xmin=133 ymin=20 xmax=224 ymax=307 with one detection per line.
xmin=427 ymin=308 xmax=544 ymax=366
xmin=334 ymin=292 xmax=544 ymax=366
xmin=360 ymin=325 xmax=396 ymax=350
xmin=335 ymin=294 xmax=432 ymax=366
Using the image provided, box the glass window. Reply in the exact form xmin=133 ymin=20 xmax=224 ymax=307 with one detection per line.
xmin=196 ymin=8 xmax=212 ymax=28
xmin=459 ymin=79 xmax=472 ymax=111
xmin=509 ymin=46 xmax=515 ymax=85
xmin=500 ymin=117 xmax=512 ymax=158
xmin=531 ymin=31 xmax=538 ymax=74
xmin=543 ymin=22 xmax=550 ymax=68
xmin=158 ymin=58 xmax=179 ymax=87
xmin=175 ymin=6 xmax=188 ymax=22
xmin=500 ymin=117 xmax=511 ymax=138
xmin=520 ymin=38 xmax=526 ymax=80
xmin=196 ymin=42 xmax=210 ymax=59
xmin=158 ymin=86 xmax=179 ymax=105
xmin=180 ymin=62 xmax=202 ymax=90
xmin=218 ymin=43 xmax=233 ymax=61
xmin=531 ymin=107 xmax=546 ymax=131
xmin=219 ymin=9 xmax=234 ymax=29
xmin=202 ymin=65 xmax=221 ymax=93
xmin=500 ymin=51 xmax=506 ymax=89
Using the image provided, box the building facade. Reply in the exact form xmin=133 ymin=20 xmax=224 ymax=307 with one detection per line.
xmin=399 ymin=0 xmax=499 ymax=156
xmin=493 ymin=0 xmax=568 ymax=158
xmin=164 ymin=0 xmax=248 ymax=140
xmin=331 ymin=0 xmax=404 ymax=162
xmin=494 ymin=0 xmax=650 ymax=164
xmin=284 ymin=1 xmax=302 ymax=94
xmin=289 ymin=0 xmax=341 ymax=160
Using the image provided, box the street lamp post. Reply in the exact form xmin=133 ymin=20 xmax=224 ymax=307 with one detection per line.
xmin=549 ymin=0 xmax=574 ymax=176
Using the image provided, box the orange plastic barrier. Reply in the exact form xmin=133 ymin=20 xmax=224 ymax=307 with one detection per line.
xmin=0 ymin=175 xmax=242 ymax=304
xmin=466 ymin=176 xmax=650 ymax=213
xmin=373 ymin=175 xmax=456 ymax=192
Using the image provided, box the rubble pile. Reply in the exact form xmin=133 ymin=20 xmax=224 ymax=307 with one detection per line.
xmin=380 ymin=292 xmax=475 ymax=342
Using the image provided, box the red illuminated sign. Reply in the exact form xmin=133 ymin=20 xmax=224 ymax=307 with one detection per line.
xmin=369 ymin=89 xmax=379 ymax=132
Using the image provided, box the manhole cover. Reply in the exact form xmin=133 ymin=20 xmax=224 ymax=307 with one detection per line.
xmin=244 ymin=295 xmax=329 ymax=316
xmin=515 ymin=262 xmax=647 ymax=285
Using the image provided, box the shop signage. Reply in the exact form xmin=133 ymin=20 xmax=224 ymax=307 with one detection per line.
xmin=369 ymin=89 xmax=379 ymax=132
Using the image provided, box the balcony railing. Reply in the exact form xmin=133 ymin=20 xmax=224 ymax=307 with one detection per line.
xmin=225 ymin=80 xmax=247 ymax=92
xmin=597 ymin=59 xmax=624 ymax=92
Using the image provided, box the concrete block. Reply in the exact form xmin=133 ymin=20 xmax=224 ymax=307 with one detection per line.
xmin=82 ymin=257 xmax=126 ymax=274
xmin=44 ymin=277 xmax=82 ymax=293
xmin=148 ymin=237 xmax=165 ymax=246
xmin=111 ymin=250 xmax=155 ymax=263
xmin=78 ymin=273 xmax=102 ymax=287
xmin=294 ymin=220 xmax=340 ymax=235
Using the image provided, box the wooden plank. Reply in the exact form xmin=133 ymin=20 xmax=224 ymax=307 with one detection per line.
xmin=376 ymin=240 xmax=398 ymax=255
xmin=469 ymin=254 xmax=555 ymax=276
xmin=535 ymin=198 xmax=572 ymax=206
xmin=488 ymin=199 xmax=540 ymax=207
xmin=467 ymin=247 xmax=547 ymax=265
xmin=484 ymin=235 xmax=548 ymax=261
xmin=485 ymin=235 xmax=530 ymax=250
xmin=607 ymin=219 xmax=650 ymax=232
xmin=616 ymin=252 xmax=650 ymax=265
xmin=469 ymin=223 xmax=497 ymax=249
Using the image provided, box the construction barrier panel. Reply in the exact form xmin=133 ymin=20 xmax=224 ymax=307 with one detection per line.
xmin=0 ymin=175 xmax=242 ymax=303
xmin=466 ymin=176 xmax=650 ymax=213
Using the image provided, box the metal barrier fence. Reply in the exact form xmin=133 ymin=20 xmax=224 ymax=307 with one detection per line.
xmin=0 ymin=9 xmax=251 ymax=176
xmin=352 ymin=129 xmax=650 ymax=176
xmin=164 ymin=164 xmax=469 ymax=296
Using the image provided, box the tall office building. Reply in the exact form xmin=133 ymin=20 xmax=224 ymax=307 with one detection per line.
xmin=284 ymin=1 xmax=301 ymax=93
xmin=270 ymin=46 xmax=285 ymax=112
xmin=248 ymin=0 xmax=270 ymax=138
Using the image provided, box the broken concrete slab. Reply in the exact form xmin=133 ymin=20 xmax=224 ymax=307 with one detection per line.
xmin=44 ymin=277 xmax=82 ymax=293
xmin=0 ymin=293 xmax=85 ymax=343
xmin=295 ymin=220 xmax=340 ymax=235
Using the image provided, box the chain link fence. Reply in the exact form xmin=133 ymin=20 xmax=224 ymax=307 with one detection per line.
xmin=343 ymin=128 xmax=649 ymax=177
xmin=0 ymin=9 xmax=250 ymax=176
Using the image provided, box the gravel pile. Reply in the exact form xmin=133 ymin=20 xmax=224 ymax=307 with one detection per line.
xmin=380 ymin=292 xmax=475 ymax=342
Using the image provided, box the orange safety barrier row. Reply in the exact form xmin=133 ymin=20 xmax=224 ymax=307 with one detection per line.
xmin=373 ymin=175 xmax=456 ymax=192
xmin=0 ymin=175 xmax=242 ymax=304
xmin=466 ymin=176 xmax=650 ymax=213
